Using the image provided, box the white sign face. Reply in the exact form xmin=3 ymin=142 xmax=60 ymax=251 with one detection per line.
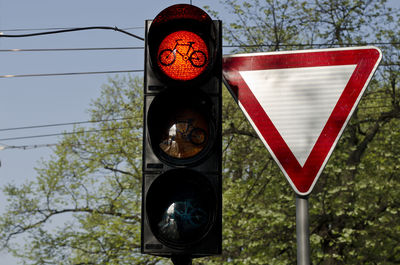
xmin=223 ymin=47 xmax=382 ymax=195
xmin=240 ymin=64 xmax=356 ymax=166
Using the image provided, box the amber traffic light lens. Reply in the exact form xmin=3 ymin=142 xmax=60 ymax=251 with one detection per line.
xmin=157 ymin=31 xmax=209 ymax=81
xmin=159 ymin=108 xmax=209 ymax=159
xmin=147 ymin=89 xmax=214 ymax=164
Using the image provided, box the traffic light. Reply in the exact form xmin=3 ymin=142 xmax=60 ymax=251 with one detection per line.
xmin=141 ymin=3 xmax=222 ymax=261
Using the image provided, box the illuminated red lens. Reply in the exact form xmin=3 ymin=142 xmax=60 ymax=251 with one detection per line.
xmin=157 ymin=31 xmax=209 ymax=81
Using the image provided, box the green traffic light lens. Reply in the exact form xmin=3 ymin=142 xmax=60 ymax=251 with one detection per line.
xmin=146 ymin=169 xmax=216 ymax=247
xmin=158 ymin=197 xmax=208 ymax=243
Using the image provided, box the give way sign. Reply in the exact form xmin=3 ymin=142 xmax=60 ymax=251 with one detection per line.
xmin=223 ymin=47 xmax=382 ymax=196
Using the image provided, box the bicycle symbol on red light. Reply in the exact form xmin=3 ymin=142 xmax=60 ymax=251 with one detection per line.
xmin=159 ymin=39 xmax=207 ymax=68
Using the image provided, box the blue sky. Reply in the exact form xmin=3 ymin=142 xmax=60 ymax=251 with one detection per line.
xmin=0 ymin=0 xmax=398 ymax=264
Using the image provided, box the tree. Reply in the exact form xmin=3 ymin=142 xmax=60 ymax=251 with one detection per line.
xmin=205 ymin=0 xmax=400 ymax=264
xmin=0 ymin=76 xmax=162 ymax=264
xmin=1 ymin=1 xmax=400 ymax=264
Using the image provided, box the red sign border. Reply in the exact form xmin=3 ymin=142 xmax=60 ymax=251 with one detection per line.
xmin=223 ymin=47 xmax=382 ymax=195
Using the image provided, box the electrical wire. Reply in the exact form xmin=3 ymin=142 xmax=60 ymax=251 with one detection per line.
xmin=0 ymin=26 xmax=144 ymax=41
xmin=1 ymin=43 xmax=400 ymax=53
xmin=0 ymin=47 xmax=144 ymax=52
xmin=0 ymin=26 xmax=398 ymax=47
xmin=0 ymin=117 xmax=132 ymax=132
xmin=0 ymin=26 xmax=144 ymax=32
xmin=0 ymin=69 xmax=142 ymax=78
xmin=0 ymin=143 xmax=58 ymax=150
xmin=224 ymin=42 xmax=400 ymax=48
xmin=0 ymin=126 xmax=131 ymax=142
xmin=0 ymin=25 xmax=399 ymax=47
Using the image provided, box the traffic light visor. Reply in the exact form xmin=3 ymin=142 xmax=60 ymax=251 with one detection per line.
xmin=151 ymin=4 xmax=212 ymax=27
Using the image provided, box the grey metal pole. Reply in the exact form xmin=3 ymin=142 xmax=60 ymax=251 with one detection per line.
xmin=296 ymin=194 xmax=310 ymax=265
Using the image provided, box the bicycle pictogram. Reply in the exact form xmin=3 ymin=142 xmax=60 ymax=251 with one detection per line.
xmin=158 ymin=200 xmax=209 ymax=233
xmin=159 ymin=39 xmax=208 ymax=68
xmin=162 ymin=118 xmax=207 ymax=147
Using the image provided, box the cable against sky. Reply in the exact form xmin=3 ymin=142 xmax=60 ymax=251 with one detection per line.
xmin=0 ymin=26 xmax=144 ymax=41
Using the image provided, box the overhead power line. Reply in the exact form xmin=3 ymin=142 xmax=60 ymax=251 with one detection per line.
xmin=0 ymin=69 xmax=142 ymax=78
xmin=225 ymin=42 xmax=400 ymax=48
xmin=0 ymin=126 xmax=131 ymax=142
xmin=0 ymin=26 xmax=144 ymax=41
xmin=1 ymin=42 xmax=400 ymax=53
xmin=0 ymin=117 xmax=132 ymax=132
xmin=0 ymin=26 xmax=399 ymax=48
xmin=0 ymin=26 xmax=144 ymax=32
xmin=0 ymin=143 xmax=58 ymax=150
xmin=0 ymin=47 xmax=144 ymax=52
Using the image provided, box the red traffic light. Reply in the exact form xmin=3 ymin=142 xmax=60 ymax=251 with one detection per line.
xmin=157 ymin=31 xmax=209 ymax=81
xmin=147 ymin=4 xmax=216 ymax=83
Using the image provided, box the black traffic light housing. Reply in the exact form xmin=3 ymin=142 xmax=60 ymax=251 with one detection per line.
xmin=142 ymin=4 xmax=222 ymax=259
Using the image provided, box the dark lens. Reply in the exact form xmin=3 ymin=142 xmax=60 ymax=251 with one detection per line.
xmin=146 ymin=169 xmax=215 ymax=246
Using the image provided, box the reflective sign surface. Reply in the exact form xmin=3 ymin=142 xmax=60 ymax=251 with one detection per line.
xmin=157 ymin=31 xmax=209 ymax=81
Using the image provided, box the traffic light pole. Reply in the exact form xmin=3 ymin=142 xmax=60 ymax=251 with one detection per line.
xmin=296 ymin=195 xmax=310 ymax=265
xmin=171 ymin=255 xmax=192 ymax=265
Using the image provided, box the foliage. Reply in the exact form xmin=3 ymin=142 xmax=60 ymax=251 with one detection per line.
xmin=0 ymin=76 xmax=161 ymax=264
xmin=1 ymin=0 xmax=400 ymax=264
xmin=203 ymin=0 xmax=400 ymax=264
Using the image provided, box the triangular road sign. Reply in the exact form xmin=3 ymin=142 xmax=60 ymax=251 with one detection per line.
xmin=223 ymin=47 xmax=382 ymax=196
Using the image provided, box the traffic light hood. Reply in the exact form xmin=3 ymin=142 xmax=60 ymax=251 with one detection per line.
xmin=152 ymin=4 xmax=212 ymax=26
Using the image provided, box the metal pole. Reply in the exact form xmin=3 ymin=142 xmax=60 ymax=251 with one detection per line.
xmin=296 ymin=194 xmax=310 ymax=265
xmin=171 ymin=255 xmax=192 ymax=265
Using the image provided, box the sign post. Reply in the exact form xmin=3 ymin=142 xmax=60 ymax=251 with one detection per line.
xmin=223 ymin=47 xmax=382 ymax=264
xmin=296 ymin=195 xmax=310 ymax=265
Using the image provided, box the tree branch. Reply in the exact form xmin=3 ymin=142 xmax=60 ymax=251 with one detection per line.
xmin=2 ymin=207 xmax=139 ymax=249
xmin=104 ymin=165 xmax=134 ymax=176
xmin=223 ymin=123 xmax=258 ymax=138
xmin=348 ymin=107 xmax=400 ymax=165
